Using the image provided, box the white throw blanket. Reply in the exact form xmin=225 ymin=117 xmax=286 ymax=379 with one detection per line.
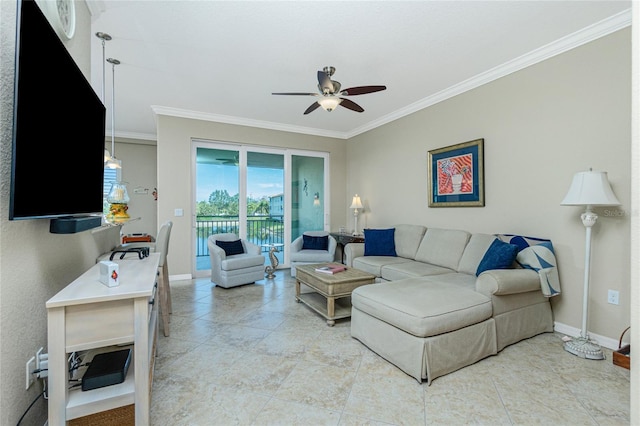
xmin=497 ymin=234 xmax=561 ymax=297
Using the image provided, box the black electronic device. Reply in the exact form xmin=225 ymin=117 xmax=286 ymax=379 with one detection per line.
xmin=50 ymin=216 xmax=103 ymax=234
xmin=81 ymin=349 xmax=132 ymax=391
xmin=10 ymin=0 xmax=106 ymax=222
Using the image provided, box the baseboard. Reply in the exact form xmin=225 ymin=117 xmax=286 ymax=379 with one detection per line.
xmin=554 ymin=321 xmax=622 ymax=350
xmin=169 ymin=273 xmax=192 ymax=282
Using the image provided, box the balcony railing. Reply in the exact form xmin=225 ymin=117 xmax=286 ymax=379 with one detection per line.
xmin=195 ymin=215 xmax=284 ymax=258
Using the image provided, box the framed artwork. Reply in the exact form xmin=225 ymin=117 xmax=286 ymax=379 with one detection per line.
xmin=428 ymin=138 xmax=484 ymax=207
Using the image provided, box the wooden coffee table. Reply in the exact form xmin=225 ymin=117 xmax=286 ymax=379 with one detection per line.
xmin=295 ymin=264 xmax=376 ymax=326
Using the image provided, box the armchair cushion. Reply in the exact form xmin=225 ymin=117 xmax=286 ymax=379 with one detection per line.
xmin=216 ymin=239 xmax=245 ymax=256
xmin=302 ymin=234 xmax=329 ymax=251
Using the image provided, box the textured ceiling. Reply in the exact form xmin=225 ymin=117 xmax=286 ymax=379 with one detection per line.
xmin=88 ymin=1 xmax=631 ymax=140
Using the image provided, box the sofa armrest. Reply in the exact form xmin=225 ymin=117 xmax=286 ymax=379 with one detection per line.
xmin=344 ymin=243 xmax=365 ymax=267
xmin=476 ymin=269 xmax=541 ymax=296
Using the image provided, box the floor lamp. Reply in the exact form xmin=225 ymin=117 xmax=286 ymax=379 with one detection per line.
xmin=350 ymin=194 xmax=363 ymax=236
xmin=561 ymin=169 xmax=621 ymax=359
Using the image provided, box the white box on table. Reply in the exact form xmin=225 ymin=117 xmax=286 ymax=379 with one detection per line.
xmin=99 ymin=261 xmax=119 ymax=287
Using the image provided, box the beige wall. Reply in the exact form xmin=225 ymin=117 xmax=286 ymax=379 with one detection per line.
xmin=155 ymin=116 xmax=347 ymax=278
xmin=0 ymin=2 xmax=121 ymax=424
xmin=347 ymin=29 xmax=631 ymax=345
xmin=114 ymin=139 xmax=158 ymax=237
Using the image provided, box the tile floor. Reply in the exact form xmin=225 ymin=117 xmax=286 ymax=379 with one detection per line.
xmin=150 ymin=273 xmax=630 ymax=425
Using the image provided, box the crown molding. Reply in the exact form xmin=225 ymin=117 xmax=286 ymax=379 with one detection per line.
xmin=151 ymin=106 xmax=347 ymax=140
xmin=147 ymin=9 xmax=631 ymax=142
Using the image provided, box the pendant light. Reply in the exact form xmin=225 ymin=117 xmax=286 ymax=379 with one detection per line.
xmin=105 ymin=57 xmax=121 ymax=169
xmin=95 ymin=32 xmax=112 ymax=163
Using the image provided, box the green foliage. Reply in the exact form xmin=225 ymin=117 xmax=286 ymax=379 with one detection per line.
xmin=197 ymin=189 xmax=271 ymax=217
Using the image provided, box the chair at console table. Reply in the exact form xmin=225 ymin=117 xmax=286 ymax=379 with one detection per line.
xmin=329 ymin=233 xmax=364 ymax=264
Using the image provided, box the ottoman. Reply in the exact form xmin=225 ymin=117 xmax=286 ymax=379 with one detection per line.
xmin=351 ymin=278 xmax=497 ymax=384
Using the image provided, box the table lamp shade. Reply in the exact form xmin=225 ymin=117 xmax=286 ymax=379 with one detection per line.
xmin=561 ymin=170 xmax=621 ymax=207
xmin=350 ymin=195 xmax=363 ymax=209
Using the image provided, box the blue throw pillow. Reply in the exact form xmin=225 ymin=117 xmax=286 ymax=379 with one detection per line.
xmin=364 ymin=228 xmax=397 ymax=256
xmin=216 ymin=239 xmax=245 ymax=256
xmin=476 ymin=239 xmax=518 ymax=276
xmin=302 ymin=235 xmax=328 ymax=251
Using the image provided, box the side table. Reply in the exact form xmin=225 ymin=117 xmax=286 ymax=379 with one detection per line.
xmin=330 ymin=233 xmax=364 ymax=264
xmin=262 ymin=243 xmax=283 ymax=278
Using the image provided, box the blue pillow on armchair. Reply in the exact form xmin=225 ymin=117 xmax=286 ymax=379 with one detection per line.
xmin=216 ymin=239 xmax=245 ymax=256
xmin=302 ymin=235 xmax=329 ymax=251
xmin=364 ymin=228 xmax=397 ymax=256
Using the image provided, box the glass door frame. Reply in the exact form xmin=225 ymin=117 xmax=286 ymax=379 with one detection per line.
xmin=191 ymin=139 xmax=329 ymax=278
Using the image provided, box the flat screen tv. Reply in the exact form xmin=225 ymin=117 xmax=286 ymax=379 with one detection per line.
xmin=10 ymin=0 xmax=106 ymax=220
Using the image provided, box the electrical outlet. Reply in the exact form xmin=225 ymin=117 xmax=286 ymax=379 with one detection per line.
xmin=608 ymin=289 xmax=619 ymax=305
xmin=25 ymin=356 xmax=35 ymax=389
xmin=35 ymin=347 xmax=43 ymax=370
xmin=36 ymin=348 xmax=48 ymax=379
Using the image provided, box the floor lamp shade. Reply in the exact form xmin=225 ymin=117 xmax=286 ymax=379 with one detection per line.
xmin=561 ymin=169 xmax=620 ymax=360
xmin=561 ymin=170 xmax=621 ymax=207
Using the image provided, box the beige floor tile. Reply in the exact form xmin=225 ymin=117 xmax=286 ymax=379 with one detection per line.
xmin=214 ymin=351 xmax=299 ymax=395
xmin=151 ymin=275 xmax=631 ymax=426
xmin=275 ymin=360 xmax=358 ymax=411
xmin=252 ymin=397 xmax=342 ymax=425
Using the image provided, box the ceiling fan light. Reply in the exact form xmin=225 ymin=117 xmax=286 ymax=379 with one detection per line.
xmin=319 ymin=96 xmax=342 ymax=112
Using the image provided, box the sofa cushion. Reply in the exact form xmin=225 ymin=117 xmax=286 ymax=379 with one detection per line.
xmin=302 ymin=234 xmax=328 ymax=251
xmin=393 ymin=224 xmax=427 ymax=259
xmin=216 ymin=239 xmax=245 ymax=256
xmin=458 ymin=233 xmax=497 ymax=275
xmin=414 ymin=228 xmax=471 ymax=270
xmin=476 ymin=239 xmax=519 ymax=276
xmin=423 ymin=272 xmax=477 ymax=290
xmin=351 ymin=278 xmax=492 ymax=338
xmin=353 ymin=256 xmax=411 ymax=277
xmin=364 ymin=228 xmax=397 ymax=256
xmin=381 ymin=261 xmax=453 ymax=281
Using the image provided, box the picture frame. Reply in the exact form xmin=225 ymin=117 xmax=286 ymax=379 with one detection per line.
xmin=428 ymin=138 xmax=484 ymax=207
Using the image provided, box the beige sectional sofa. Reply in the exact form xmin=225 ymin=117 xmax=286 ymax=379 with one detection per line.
xmin=345 ymin=224 xmax=555 ymax=384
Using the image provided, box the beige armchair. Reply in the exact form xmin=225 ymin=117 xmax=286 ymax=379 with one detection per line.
xmin=208 ymin=233 xmax=265 ymax=288
xmin=289 ymin=231 xmax=337 ymax=277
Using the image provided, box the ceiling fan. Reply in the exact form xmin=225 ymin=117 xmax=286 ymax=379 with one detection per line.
xmin=215 ymin=153 xmax=238 ymax=165
xmin=272 ymin=66 xmax=386 ymax=115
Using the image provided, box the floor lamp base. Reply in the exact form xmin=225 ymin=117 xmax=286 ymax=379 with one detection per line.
xmin=563 ymin=336 xmax=605 ymax=360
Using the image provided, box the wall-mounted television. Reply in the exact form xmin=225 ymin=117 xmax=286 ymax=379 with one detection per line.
xmin=10 ymin=0 xmax=106 ymax=222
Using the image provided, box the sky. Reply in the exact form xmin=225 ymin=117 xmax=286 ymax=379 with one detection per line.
xmin=196 ymin=164 xmax=284 ymax=202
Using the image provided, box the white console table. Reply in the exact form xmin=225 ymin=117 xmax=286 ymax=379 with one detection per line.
xmin=46 ymin=253 xmax=160 ymax=424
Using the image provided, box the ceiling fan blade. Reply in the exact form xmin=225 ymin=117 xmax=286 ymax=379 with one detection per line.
xmin=340 ymin=85 xmax=387 ymax=96
xmin=339 ymin=98 xmax=364 ymax=113
xmin=303 ymin=102 xmax=321 ymax=115
xmin=272 ymin=92 xmax=318 ymax=96
xmin=317 ymin=70 xmax=335 ymax=94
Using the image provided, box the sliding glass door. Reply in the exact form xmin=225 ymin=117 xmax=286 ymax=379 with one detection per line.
xmin=291 ymin=154 xmax=325 ymax=241
xmin=192 ymin=141 xmax=328 ymax=278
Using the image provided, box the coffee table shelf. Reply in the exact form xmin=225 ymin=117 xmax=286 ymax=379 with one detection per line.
xmin=297 ymin=290 xmax=353 ymax=323
xmin=295 ymin=264 xmax=375 ymax=326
